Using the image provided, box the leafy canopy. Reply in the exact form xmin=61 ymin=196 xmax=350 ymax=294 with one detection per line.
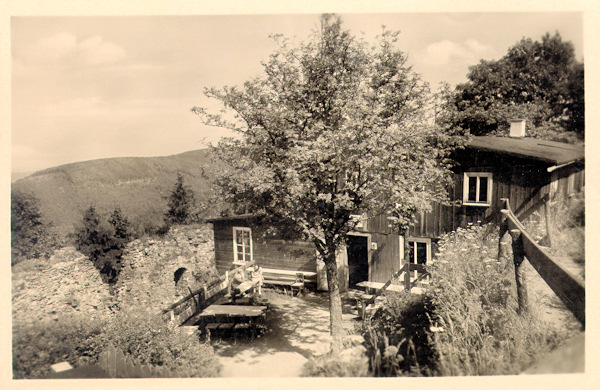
xmin=447 ymin=32 xmax=584 ymax=143
xmin=194 ymin=14 xmax=459 ymax=254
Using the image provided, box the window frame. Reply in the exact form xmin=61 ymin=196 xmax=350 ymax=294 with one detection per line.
xmin=407 ymin=237 xmax=431 ymax=265
xmin=462 ymin=172 xmax=493 ymax=207
xmin=232 ymin=227 xmax=253 ymax=265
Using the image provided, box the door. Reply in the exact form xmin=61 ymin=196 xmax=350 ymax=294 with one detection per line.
xmin=346 ymin=235 xmax=369 ymax=289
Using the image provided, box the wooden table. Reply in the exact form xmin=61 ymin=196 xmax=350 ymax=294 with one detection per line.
xmin=356 ymin=281 xmax=405 ymax=294
xmin=197 ymin=304 xmax=268 ymax=340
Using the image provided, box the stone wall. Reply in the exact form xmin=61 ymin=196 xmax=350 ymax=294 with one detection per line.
xmin=12 ymin=223 xmax=218 ymax=326
xmin=115 ymin=223 xmax=218 ymax=311
xmin=12 ymin=247 xmax=115 ymax=327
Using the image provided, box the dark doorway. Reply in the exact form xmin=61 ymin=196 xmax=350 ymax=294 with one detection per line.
xmin=347 ymin=235 xmax=369 ymax=289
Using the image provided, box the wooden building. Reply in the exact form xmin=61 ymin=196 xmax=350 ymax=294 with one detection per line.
xmin=208 ymin=121 xmax=584 ymax=291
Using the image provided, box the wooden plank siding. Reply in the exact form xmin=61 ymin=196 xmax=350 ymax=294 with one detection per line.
xmin=369 ymin=233 xmax=401 ymax=283
xmin=408 ymin=159 xmax=583 ymax=239
xmin=212 ymin=219 xmax=317 ymax=275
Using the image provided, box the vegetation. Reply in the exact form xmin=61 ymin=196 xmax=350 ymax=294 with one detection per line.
xmin=74 ymin=206 xmax=133 ymax=284
xmin=427 ymin=224 xmax=566 ymax=375
xmin=163 ymin=173 xmax=200 ymax=229
xmin=441 ymin=33 xmax=584 ymax=143
xmin=13 ymin=308 xmax=221 ymax=379
xmin=11 ymin=190 xmax=59 ymax=265
xmin=362 ymin=292 xmax=434 ymax=376
xmin=194 ymin=13 xmax=461 ymax=352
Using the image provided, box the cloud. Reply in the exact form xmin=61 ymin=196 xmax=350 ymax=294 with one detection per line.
xmin=421 ymin=39 xmax=495 ymax=66
xmin=21 ymin=32 xmax=126 ymax=67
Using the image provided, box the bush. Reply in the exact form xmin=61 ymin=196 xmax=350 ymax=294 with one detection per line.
xmin=11 ymin=190 xmax=59 ymax=265
xmin=361 ymin=292 xmax=435 ymax=376
xmin=302 ymin=329 xmax=369 ymax=377
xmin=427 ymin=224 xmax=564 ymax=375
xmin=13 ymin=308 xmax=221 ymax=379
xmin=100 ymin=307 xmax=221 ymax=377
xmin=13 ymin=315 xmax=108 ymax=379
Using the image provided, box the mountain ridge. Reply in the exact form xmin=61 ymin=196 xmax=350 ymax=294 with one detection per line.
xmin=12 ymin=149 xmax=217 ymax=237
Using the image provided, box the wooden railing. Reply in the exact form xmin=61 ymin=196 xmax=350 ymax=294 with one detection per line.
xmin=161 ymin=266 xmax=245 ymax=326
xmin=500 ymin=198 xmax=585 ymax=327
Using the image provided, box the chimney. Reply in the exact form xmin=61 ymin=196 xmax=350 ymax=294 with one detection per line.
xmin=509 ymin=119 xmax=526 ymax=138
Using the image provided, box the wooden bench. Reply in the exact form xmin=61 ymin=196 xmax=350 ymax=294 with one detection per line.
xmin=261 ymin=268 xmax=317 ymax=295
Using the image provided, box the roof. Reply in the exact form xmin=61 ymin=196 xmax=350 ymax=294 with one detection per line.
xmin=206 ymin=213 xmax=259 ymax=223
xmin=467 ymin=136 xmax=584 ymax=166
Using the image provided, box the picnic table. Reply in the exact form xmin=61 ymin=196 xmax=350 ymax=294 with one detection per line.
xmin=355 ymin=281 xmax=404 ymax=294
xmin=195 ymin=304 xmax=268 ymax=340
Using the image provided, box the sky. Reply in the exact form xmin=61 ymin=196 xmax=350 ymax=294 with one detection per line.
xmin=11 ymin=12 xmax=584 ymax=173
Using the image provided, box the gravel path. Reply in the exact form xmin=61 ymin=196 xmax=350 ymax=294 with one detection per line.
xmin=212 ymin=290 xmax=360 ymax=377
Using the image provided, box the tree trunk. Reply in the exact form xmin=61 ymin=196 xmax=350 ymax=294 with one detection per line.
xmin=324 ymin=250 xmax=344 ymax=354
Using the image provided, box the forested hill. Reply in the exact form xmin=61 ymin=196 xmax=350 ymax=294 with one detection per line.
xmin=12 ymin=149 xmax=217 ymax=237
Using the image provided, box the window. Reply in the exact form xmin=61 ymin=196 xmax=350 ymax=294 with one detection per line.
xmin=233 ymin=227 xmax=253 ymax=265
xmin=408 ymin=237 xmax=431 ymax=280
xmin=463 ymin=172 xmax=493 ymax=206
xmin=408 ymin=238 xmax=431 ymax=265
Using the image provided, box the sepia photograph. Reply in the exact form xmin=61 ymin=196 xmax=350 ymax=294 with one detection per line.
xmin=5 ymin=2 xmax=593 ymax=386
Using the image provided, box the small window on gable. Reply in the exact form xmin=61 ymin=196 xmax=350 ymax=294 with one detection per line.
xmin=463 ymin=172 xmax=493 ymax=206
xmin=233 ymin=227 xmax=253 ymax=265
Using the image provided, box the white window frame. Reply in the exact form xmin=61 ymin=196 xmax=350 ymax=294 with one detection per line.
xmin=232 ymin=227 xmax=253 ymax=265
xmin=408 ymin=237 xmax=431 ymax=279
xmin=463 ymin=172 xmax=493 ymax=207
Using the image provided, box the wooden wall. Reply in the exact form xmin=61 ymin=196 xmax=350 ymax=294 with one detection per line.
xmin=369 ymin=232 xmax=402 ymax=283
xmin=408 ymin=151 xmax=585 ymax=239
xmin=212 ymin=219 xmax=317 ymax=275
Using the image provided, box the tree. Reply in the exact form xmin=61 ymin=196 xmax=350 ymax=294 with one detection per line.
xmin=193 ymin=15 xmax=460 ymax=352
xmin=109 ymin=207 xmax=133 ymax=243
xmin=75 ymin=205 xmax=132 ymax=284
xmin=450 ymin=32 xmax=584 ymax=142
xmin=164 ymin=173 xmax=197 ymax=227
xmin=11 ymin=190 xmax=56 ymax=264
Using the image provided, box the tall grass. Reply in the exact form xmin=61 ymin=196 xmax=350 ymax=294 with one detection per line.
xmin=427 ymin=224 xmax=564 ymax=375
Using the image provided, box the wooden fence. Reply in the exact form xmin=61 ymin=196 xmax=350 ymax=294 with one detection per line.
xmin=98 ymin=344 xmax=180 ymax=378
xmin=500 ymin=198 xmax=585 ymax=327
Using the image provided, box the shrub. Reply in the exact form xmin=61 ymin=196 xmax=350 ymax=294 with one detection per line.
xmin=13 ymin=314 xmax=108 ymax=379
xmin=11 ymin=190 xmax=59 ymax=265
xmin=361 ymin=292 xmax=435 ymax=376
xmin=302 ymin=329 xmax=369 ymax=377
xmin=100 ymin=307 xmax=221 ymax=377
xmin=427 ymin=224 xmax=564 ymax=375
xmin=13 ymin=308 xmax=221 ymax=379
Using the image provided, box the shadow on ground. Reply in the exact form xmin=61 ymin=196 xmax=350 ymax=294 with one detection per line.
xmin=212 ymin=290 xmax=359 ymax=377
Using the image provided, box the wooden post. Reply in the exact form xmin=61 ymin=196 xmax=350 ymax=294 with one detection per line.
xmin=543 ymin=197 xmax=552 ymax=247
xmin=509 ymin=229 xmax=529 ymax=314
xmin=404 ymin=230 xmax=411 ymax=291
xmin=497 ymin=219 xmax=509 ymax=262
